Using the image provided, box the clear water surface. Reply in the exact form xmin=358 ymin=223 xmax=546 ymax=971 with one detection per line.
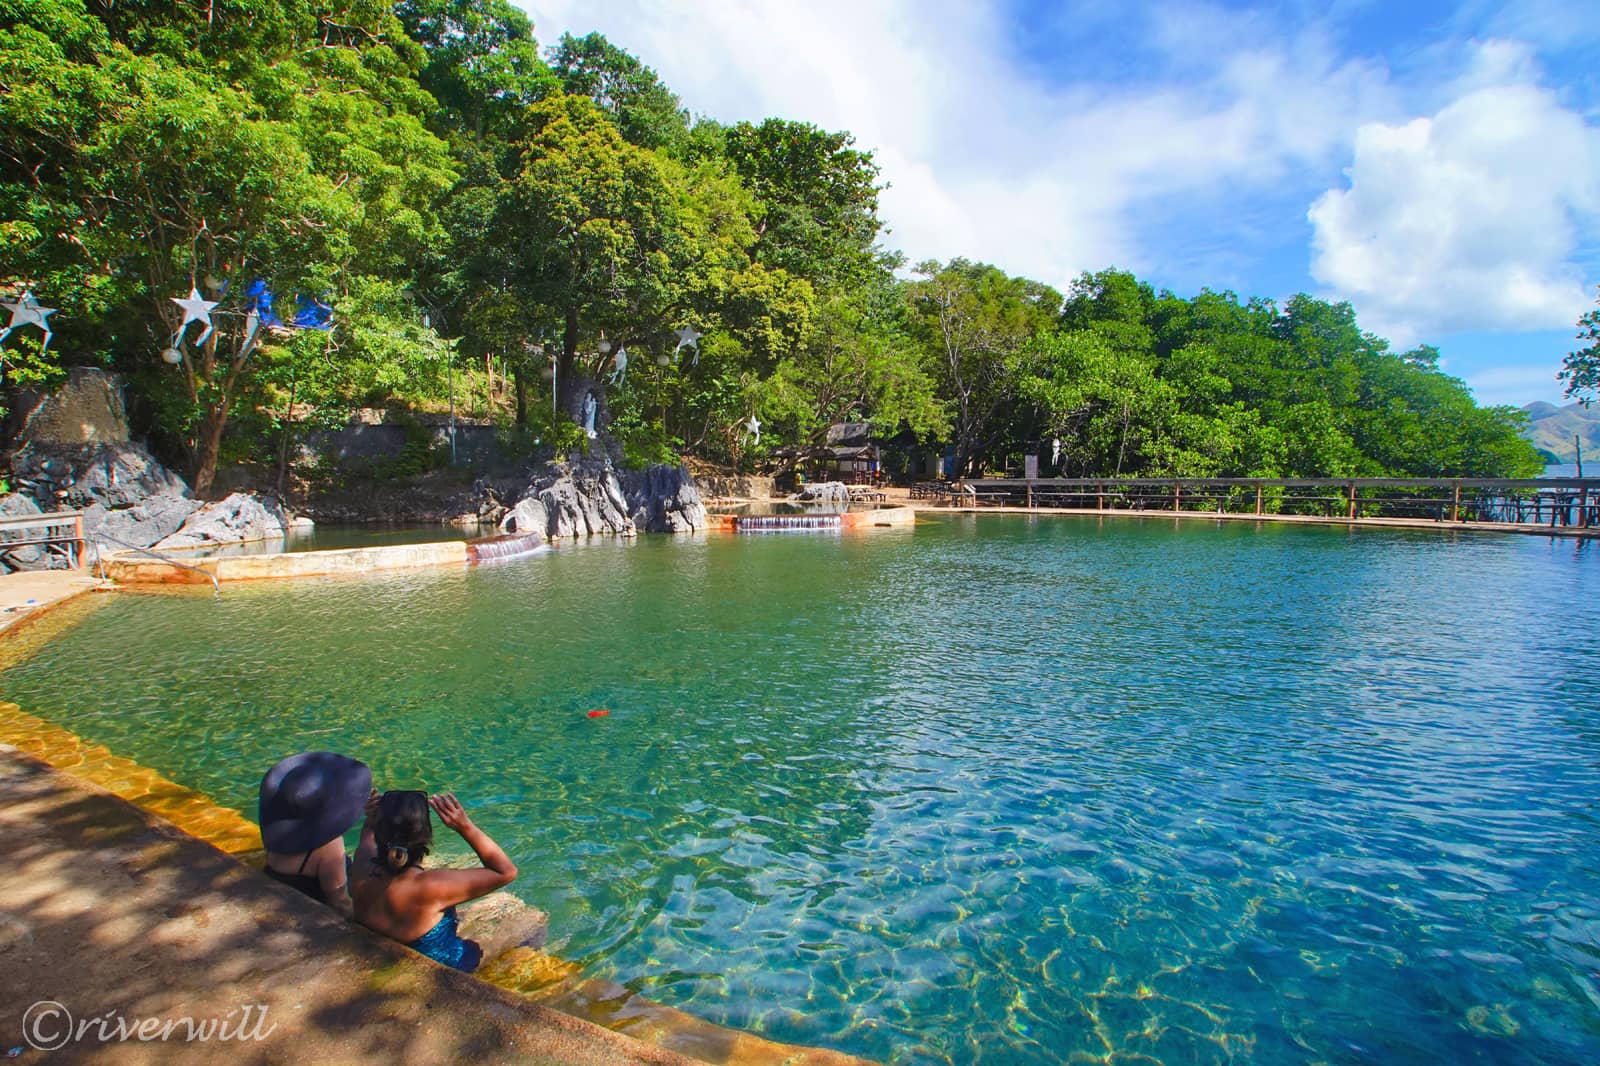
xmin=3 ymin=515 xmax=1598 ymax=1064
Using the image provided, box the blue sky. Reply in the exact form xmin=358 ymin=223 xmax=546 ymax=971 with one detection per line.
xmin=520 ymin=0 xmax=1600 ymax=407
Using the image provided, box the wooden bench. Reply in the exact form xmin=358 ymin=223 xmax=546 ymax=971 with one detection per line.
xmin=0 ymin=510 xmax=87 ymax=570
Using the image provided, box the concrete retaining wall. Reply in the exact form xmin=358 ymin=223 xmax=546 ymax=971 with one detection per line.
xmin=107 ymin=541 xmax=468 ymax=584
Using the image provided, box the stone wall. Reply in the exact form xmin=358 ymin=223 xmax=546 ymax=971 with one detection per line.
xmin=696 ymin=474 xmax=775 ymax=500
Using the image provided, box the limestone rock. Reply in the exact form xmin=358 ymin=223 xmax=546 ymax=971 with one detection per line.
xmin=498 ymin=460 xmax=636 ymax=540
xmin=155 ymin=493 xmax=294 ymax=550
xmin=622 ymin=463 xmax=708 ymax=533
xmin=9 ymin=440 xmax=189 ymax=512
xmin=86 ymin=496 xmax=203 ymax=553
xmin=793 ymin=480 xmax=850 ymax=503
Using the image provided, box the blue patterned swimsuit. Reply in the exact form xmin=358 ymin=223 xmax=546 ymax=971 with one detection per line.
xmin=408 ymin=906 xmax=483 ymax=972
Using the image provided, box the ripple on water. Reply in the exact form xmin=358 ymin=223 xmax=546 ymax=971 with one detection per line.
xmin=1 ymin=519 xmax=1598 ymax=1064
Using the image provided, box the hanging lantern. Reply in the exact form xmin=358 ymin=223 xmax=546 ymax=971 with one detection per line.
xmin=161 ymin=346 xmax=183 ymax=365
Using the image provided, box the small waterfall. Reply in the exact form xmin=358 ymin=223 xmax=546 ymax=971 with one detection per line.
xmin=733 ymin=514 xmax=843 ymax=533
xmin=467 ymin=532 xmax=547 ymax=563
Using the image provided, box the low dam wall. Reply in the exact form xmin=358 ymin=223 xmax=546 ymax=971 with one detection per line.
xmin=106 ymin=541 xmax=468 ymax=584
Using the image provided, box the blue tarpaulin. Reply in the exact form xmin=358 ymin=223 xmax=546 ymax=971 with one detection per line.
xmin=241 ymin=279 xmax=332 ymax=330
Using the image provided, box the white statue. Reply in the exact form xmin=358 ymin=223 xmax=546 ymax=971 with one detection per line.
xmin=581 ymin=391 xmax=598 ymax=439
xmin=1051 ymin=437 xmax=1061 ymax=468
xmin=743 ymin=413 xmax=762 ymax=448
xmin=608 ymin=345 xmax=628 ymax=386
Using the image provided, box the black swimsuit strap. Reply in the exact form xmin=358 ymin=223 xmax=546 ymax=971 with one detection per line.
xmin=297 ymin=851 xmax=312 ymax=875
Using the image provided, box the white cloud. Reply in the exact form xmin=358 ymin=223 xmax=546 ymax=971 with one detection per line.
xmin=1308 ymin=42 xmax=1600 ymax=345
xmin=518 ymin=0 xmax=1390 ymax=290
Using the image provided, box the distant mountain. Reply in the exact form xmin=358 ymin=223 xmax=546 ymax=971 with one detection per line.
xmin=1521 ymin=401 xmax=1600 ymax=464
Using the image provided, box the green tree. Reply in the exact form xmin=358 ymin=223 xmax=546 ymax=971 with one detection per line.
xmin=496 ymin=93 xmax=677 ymax=414
xmin=1560 ymin=285 xmax=1600 ymax=405
xmin=722 ymin=119 xmax=885 ymax=291
xmin=549 ymin=32 xmax=688 ymax=152
xmin=0 ymin=0 xmax=455 ymax=492
xmin=909 ymin=259 xmax=1060 ymax=475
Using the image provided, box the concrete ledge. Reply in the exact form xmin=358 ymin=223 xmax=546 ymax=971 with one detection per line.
xmin=0 ymin=744 xmax=701 ymax=1065
xmin=106 ymin=541 xmax=469 ymax=584
xmin=0 ymin=570 xmax=108 ymax=638
xmin=842 ymin=505 xmax=915 ymax=529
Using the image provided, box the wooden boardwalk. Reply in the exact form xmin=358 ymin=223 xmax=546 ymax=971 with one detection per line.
xmin=923 ymin=477 xmax=1600 ymax=535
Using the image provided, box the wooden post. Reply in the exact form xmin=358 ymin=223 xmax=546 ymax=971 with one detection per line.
xmin=1255 ymin=484 xmax=1263 ymax=515
xmin=1097 ymin=482 xmax=1104 ymax=511
xmin=1173 ymin=483 xmax=1181 ymax=512
xmin=1347 ymin=481 xmax=1356 ymax=520
xmin=1581 ymin=485 xmax=1590 ymax=528
xmin=1026 ymin=482 xmax=1033 ymax=509
xmin=72 ymin=512 xmax=85 ymax=570
xmin=1451 ymin=482 xmax=1461 ymax=523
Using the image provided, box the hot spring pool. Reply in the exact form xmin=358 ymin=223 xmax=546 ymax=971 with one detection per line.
xmin=3 ymin=515 xmax=1597 ymax=1064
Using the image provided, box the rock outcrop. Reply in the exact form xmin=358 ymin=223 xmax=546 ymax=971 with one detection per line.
xmin=9 ymin=440 xmax=189 ymax=513
xmin=87 ymin=496 xmax=203 ymax=554
xmin=792 ymin=481 xmax=850 ymax=503
xmin=154 ymin=493 xmax=296 ymax=550
xmin=622 ymin=463 xmax=708 ymax=533
xmin=6 ymin=439 xmax=201 ymax=557
xmin=497 ymin=460 xmax=711 ymax=541
xmin=0 ymin=493 xmax=47 ymax=572
xmin=499 ymin=460 xmax=636 ymax=541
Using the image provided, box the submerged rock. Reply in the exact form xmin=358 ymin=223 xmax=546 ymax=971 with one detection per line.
xmin=155 ymin=493 xmax=296 ymax=550
xmin=622 ymin=463 xmax=708 ymax=533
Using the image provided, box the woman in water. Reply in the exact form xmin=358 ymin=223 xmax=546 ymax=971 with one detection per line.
xmin=258 ymin=751 xmax=373 ymax=916
xmin=352 ymin=790 xmax=518 ymax=972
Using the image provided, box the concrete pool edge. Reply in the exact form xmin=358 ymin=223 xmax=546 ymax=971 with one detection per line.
xmin=0 ymin=703 xmax=877 ymax=1066
xmin=104 ymin=539 xmax=471 ymax=583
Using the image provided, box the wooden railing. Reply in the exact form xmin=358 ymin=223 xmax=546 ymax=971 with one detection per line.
xmin=941 ymin=478 xmax=1599 ymax=528
xmin=0 ymin=510 xmax=88 ymax=569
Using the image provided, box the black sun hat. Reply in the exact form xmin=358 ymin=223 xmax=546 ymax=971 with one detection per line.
xmin=258 ymin=752 xmax=372 ymax=854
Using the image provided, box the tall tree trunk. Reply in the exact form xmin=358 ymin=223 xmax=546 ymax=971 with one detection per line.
xmin=513 ymin=365 xmax=527 ymax=427
xmin=192 ymin=401 xmax=230 ymax=498
xmin=558 ymin=307 xmax=580 ymax=414
xmin=275 ymin=355 xmax=299 ymax=494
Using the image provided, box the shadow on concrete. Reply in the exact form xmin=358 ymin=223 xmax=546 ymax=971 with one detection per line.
xmin=0 ymin=748 xmax=698 ymax=1065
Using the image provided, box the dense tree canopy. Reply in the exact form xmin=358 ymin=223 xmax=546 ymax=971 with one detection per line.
xmin=0 ymin=1 xmax=1543 ymax=489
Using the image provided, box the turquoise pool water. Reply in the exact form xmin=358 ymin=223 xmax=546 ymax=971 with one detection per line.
xmin=3 ymin=516 xmax=1599 ymax=1064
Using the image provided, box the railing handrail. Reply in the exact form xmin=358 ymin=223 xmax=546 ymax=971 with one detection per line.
xmin=963 ymin=477 xmax=1599 ymax=490
xmin=0 ymin=509 xmax=86 ymax=531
